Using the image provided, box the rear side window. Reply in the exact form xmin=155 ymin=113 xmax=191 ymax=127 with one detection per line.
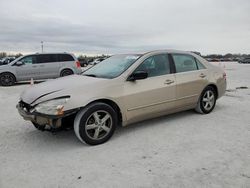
xmin=37 ymin=54 xmax=57 ymax=63
xmin=58 ymin=54 xmax=74 ymax=62
xmin=195 ymin=59 xmax=206 ymax=69
xmin=172 ymin=54 xmax=198 ymax=73
xmin=135 ymin=54 xmax=170 ymax=78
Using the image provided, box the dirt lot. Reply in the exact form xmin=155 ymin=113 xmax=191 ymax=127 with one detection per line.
xmin=0 ymin=62 xmax=249 ymax=188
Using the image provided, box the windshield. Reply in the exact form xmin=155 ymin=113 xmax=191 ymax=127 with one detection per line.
xmin=83 ymin=54 xmax=141 ymax=79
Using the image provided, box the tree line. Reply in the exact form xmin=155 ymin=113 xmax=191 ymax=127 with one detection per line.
xmin=0 ymin=52 xmax=23 ymax=59
xmin=0 ymin=52 xmax=110 ymax=63
xmin=1 ymin=51 xmax=249 ymax=62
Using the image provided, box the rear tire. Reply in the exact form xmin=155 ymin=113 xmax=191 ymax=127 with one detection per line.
xmin=195 ymin=86 xmax=217 ymax=114
xmin=74 ymin=102 xmax=117 ymax=145
xmin=0 ymin=73 xmax=15 ymax=86
xmin=60 ymin=69 xmax=73 ymax=77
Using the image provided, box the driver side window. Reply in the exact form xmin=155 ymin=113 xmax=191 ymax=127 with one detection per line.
xmin=19 ymin=56 xmax=36 ymax=64
xmin=135 ymin=54 xmax=170 ymax=78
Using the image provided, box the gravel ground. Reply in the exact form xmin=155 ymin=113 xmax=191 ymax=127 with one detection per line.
xmin=0 ymin=62 xmax=249 ymax=188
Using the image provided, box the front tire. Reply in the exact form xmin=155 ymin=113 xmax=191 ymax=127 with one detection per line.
xmin=74 ymin=102 xmax=117 ymax=145
xmin=32 ymin=122 xmax=46 ymax=131
xmin=195 ymin=86 xmax=217 ymax=114
xmin=0 ymin=73 xmax=15 ymax=86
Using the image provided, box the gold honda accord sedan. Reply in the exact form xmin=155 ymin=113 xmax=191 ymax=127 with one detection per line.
xmin=17 ymin=50 xmax=227 ymax=145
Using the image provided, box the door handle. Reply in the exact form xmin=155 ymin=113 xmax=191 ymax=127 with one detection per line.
xmin=164 ymin=79 xmax=174 ymax=85
xmin=199 ymin=73 xmax=206 ymax=78
xmin=40 ymin=65 xmax=45 ymax=67
xmin=32 ymin=65 xmax=37 ymax=68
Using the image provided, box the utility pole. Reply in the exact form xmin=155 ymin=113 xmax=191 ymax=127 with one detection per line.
xmin=41 ymin=41 xmax=44 ymax=53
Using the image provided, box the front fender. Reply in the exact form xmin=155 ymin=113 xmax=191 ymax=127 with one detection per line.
xmin=65 ymin=95 xmax=127 ymax=121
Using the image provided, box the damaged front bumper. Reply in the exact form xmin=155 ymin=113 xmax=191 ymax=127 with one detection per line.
xmin=16 ymin=101 xmax=78 ymax=128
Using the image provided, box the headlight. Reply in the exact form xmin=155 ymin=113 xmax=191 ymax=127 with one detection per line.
xmin=34 ymin=97 xmax=69 ymax=115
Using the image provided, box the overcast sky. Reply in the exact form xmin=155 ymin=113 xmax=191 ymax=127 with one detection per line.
xmin=0 ymin=0 xmax=249 ymax=55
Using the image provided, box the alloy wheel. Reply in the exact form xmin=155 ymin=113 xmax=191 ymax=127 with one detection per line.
xmin=202 ymin=90 xmax=215 ymax=111
xmin=85 ymin=110 xmax=112 ymax=140
xmin=0 ymin=73 xmax=15 ymax=86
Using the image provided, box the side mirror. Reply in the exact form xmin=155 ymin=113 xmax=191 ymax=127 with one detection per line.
xmin=15 ymin=61 xmax=24 ymax=66
xmin=127 ymin=71 xmax=148 ymax=81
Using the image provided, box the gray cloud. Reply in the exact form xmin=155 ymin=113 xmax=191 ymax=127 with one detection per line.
xmin=0 ymin=0 xmax=249 ymax=55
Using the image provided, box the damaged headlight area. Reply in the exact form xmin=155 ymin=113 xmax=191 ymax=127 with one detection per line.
xmin=34 ymin=97 xmax=70 ymax=116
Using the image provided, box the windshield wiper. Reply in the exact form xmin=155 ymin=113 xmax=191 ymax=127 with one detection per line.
xmin=83 ymin=74 xmax=97 ymax=77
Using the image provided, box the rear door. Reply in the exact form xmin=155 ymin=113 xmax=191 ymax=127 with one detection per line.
xmin=14 ymin=55 xmax=40 ymax=81
xmin=171 ymin=53 xmax=209 ymax=108
xmin=36 ymin=54 xmax=60 ymax=79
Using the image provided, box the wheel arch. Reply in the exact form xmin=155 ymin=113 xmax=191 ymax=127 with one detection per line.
xmin=195 ymin=84 xmax=218 ymax=114
xmin=86 ymin=99 xmax=123 ymax=126
xmin=0 ymin=71 xmax=17 ymax=82
xmin=205 ymin=83 xmax=218 ymax=99
xmin=60 ymin=68 xmax=74 ymax=76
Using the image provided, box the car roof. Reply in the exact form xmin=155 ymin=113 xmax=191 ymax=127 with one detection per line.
xmin=108 ymin=50 xmax=199 ymax=59
xmin=34 ymin=52 xmax=73 ymax=55
xmin=9 ymin=52 xmax=76 ymax=65
xmin=142 ymin=49 xmax=196 ymax=55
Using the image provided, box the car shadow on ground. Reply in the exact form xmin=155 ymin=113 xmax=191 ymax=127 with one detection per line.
xmin=22 ymin=126 xmax=83 ymax=149
xmin=14 ymin=81 xmax=44 ymax=86
xmin=0 ymin=81 xmax=42 ymax=87
xmin=21 ymin=110 xmax=195 ymax=148
xmin=115 ymin=110 xmax=194 ymax=136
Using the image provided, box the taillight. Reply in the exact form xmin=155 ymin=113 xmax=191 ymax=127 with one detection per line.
xmin=223 ymin=72 xmax=226 ymax=80
xmin=76 ymin=61 xmax=81 ymax=68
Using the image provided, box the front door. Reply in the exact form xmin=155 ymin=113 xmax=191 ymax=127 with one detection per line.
xmin=123 ymin=54 xmax=176 ymax=123
xmin=14 ymin=55 xmax=40 ymax=81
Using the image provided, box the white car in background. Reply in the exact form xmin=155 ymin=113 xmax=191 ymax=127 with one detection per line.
xmin=89 ymin=57 xmax=106 ymax=66
xmin=0 ymin=53 xmax=82 ymax=86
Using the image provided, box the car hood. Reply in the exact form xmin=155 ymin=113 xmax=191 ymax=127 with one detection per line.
xmin=20 ymin=75 xmax=108 ymax=105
